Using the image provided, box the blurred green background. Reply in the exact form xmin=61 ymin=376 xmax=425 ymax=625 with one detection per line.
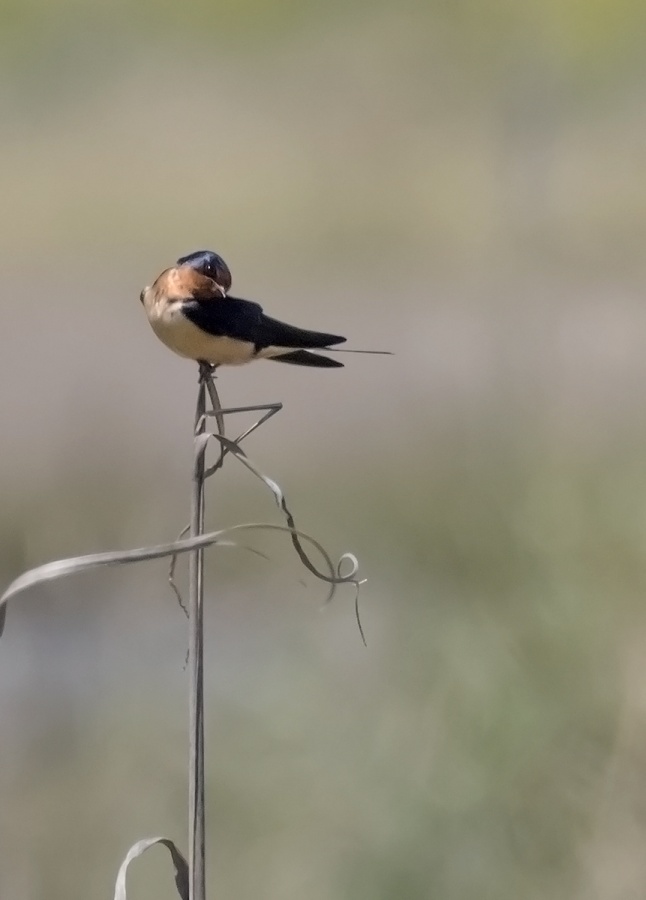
xmin=2 ymin=1 xmax=646 ymax=897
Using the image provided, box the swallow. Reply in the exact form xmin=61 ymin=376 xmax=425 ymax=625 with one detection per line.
xmin=140 ymin=250 xmax=347 ymax=368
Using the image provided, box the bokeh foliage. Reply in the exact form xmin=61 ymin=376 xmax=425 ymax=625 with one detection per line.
xmin=2 ymin=1 xmax=646 ymax=899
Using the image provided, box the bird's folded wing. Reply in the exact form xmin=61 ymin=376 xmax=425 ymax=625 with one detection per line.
xmin=181 ymin=296 xmax=264 ymax=342
xmin=182 ymin=296 xmax=346 ymax=351
xmin=258 ymin=314 xmax=346 ymax=349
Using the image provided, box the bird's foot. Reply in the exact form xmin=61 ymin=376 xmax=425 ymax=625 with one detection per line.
xmin=197 ymin=360 xmax=217 ymax=382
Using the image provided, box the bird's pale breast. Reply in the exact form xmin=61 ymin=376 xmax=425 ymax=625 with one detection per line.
xmin=146 ymin=298 xmax=256 ymax=365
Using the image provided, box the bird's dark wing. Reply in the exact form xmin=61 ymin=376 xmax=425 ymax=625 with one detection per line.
xmin=181 ymin=296 xmax=264 ymax=343
xmin=256 ymin=314 xmax=346 ymax=350
xmin=182 ymin=294 xmax=346 ymax=352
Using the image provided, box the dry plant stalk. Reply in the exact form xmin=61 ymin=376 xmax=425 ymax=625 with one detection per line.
xmin=0 ymin=366 xmax=366 ymax=900
xmin=188 ymin=363 xmax=209 ymax=900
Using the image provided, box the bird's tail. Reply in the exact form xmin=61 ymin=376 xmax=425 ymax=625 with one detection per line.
xmin=321 ymin=348 xmax=393 ymax=356
xmin=269 ymin=347 xmax=393 ymax=368
xmin=271 ymin=350 xmax=344 ymax=368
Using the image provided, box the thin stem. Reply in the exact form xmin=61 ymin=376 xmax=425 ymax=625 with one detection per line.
xmin=188 ymin=363 xmax=209 ymax=900
xmin=203 ymin=372 xmax=225 ymax=438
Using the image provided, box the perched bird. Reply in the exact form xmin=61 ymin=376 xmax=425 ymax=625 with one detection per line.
xmin=141 ymin=250 xmax=347 ymax=368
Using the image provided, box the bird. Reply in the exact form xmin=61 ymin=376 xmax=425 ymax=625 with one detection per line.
xmin=140 ymin=250 xmax=347 ymax=369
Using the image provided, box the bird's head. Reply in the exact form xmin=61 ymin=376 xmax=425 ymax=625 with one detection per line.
xmin=176 ymin=250 xmax=232 ymax=293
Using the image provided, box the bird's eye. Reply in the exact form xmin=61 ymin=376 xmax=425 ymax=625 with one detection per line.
xmin=139 ymin=288 xmax=146 ymax=304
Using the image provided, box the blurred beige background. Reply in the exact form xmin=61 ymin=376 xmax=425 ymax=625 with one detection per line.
xmin=2 ymin=1 xmax=646 ymax=898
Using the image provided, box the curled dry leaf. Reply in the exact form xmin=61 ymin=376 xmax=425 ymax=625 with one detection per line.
xmin=113 ymin=836 xmax=188 ymax=900
xmin=0 ymin=372 xmax=365 ymax=643
xmin=0 ymin=523 xmax=349 ymax=634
